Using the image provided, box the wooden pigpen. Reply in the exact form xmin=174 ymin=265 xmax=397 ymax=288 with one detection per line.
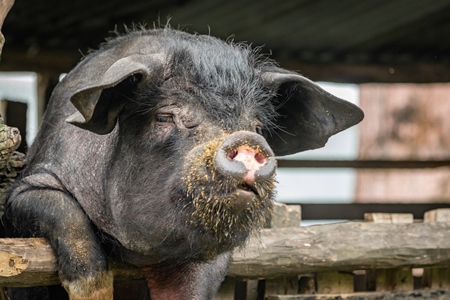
xmin=0 ymin=203 xmax=449 ymax=299
xmin=2 ymin=118 xmax=450 ymax=299
xmin=216 ymin=204 xmax=450 ymax=300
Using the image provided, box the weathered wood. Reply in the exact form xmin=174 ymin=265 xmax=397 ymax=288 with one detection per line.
xmin=422 ymin=268 xmax=450 ymax=290
xmin=265 ymin=277 xmax=299 ymax=297
xmin=267 ymin=202 xmax=301 ymax=297
xmin=0 ymin=238 xmax=59 ymax=287
xmin=264 ymin=202 xmax=301 ymax=297
xmin=269 ymin=202 xmax=301 ymax=228
xmin=364 ymin=213 xmax=413 ymax=224
xmin=277 ymin=159 xmax=450 ymax=169
xmin=424 ymin=208 xmax=450 ymax=223
xmin=298 ymin=275 xmax=315 ymax=294
xmin=356 ymin=84 xmax=450 ymax=203
xmin=422 ymin=209 xmax=450 ymax=289
xmin=279 ymin=59 xmax=450 ymax=84
xmin=365 ymin=213 xmax=414 ymax=292
xmin=0 ymin=48 xmax=80 ymax=74
xmin=375 ymin=268 xmax=414 ymax=292
xmin=266 ymin=289 xmax=449 ymax=300
xmin=1 ymin=222 xmax=450 ymax=286
xmin=0 ymin=117 xmax=26 ymax=218
xmin=299 ymin=203 xmax=450 ymax=220
xmin=229 ymin=222 xmax=450 ymax=279
xmin=315 ymin=272 xmax=353 ymax=294
xmin=0 ymin=0 xmax=14 ymax=58
xmin=245 ymin=280 xmax=259 ymax=300
xmin=213 ymin=277 xmax=235 ymax=300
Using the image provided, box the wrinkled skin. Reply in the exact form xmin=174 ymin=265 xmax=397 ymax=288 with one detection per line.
xmin=5 ymin=28 xmax=363 ymax=300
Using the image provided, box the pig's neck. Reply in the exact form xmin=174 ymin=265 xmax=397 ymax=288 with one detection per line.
xmin=142 ymin=264 xmax=195 ymax=300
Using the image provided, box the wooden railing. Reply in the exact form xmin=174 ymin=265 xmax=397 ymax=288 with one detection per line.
xmin=277 ymin=159 xmax=450 ymax=169
xmin=2 ymin=117 xmax=450 ymax=299
xmin=1 ymin=203 xmax=449 ymax=300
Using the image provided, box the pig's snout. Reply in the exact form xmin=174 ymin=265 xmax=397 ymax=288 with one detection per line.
xmin=215 ymin=132 xmax=276 ymax=185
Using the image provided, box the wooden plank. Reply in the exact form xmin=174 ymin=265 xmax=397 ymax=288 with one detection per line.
xmin=315 ymin=272 xmax=353 ymax=294
xmin=0 ymin=238 xmax=59 ymax=287
xmin=278 ymin=60 xmax=450 ymax=84
xmin=265 ymin=277 xmax=298 ymax=297
xmin=422 ymin=209 xmax=450 ymax=289
xmin=213 ymin=277 xmax=235 ymax=300
xmin=2 ymin=222 xmax=450 ymax=286
xmin=364 ymin=213 xmax=414 ymax=292
xmin=422 ymin=268 xmax=450 ymax=290
xmin=424 ymin=208 xmax=450 ymax=223
xmin=277 ymin=159 xmax=450 ymax=169
xmin=364 ymin=213 xmax=413 ymax=223
xmin=299 ymin=203 xmax=450 ymax=220
xmin=375 ymin=268 xmax=414 ymax=292
xmin=356 ymin=84 xmax=450 ymax=202
xmin=0 ymin=0 xmax=14 ymax=58
xmin=270 ymin=202 xmax=301 ymax=228
xmin=264 ymin=202 xmax=301 ymax=297
xmin=0 ymin=47 xmax=80 ymax=74
xmin=229 ymin=222 xmax=450 ymax=279
xmin=266 ymin=289 xmax=449 ymax=300
xmin=298 ymin=275 xmax=315 ymax=294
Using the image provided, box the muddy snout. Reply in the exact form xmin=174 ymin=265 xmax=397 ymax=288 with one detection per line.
xmin=215 ymin=131 xmax=276 ymax=186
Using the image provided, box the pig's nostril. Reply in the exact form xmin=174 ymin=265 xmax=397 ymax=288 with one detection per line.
xmin=227 ymin=149 xmax=238 ymax=160
xmin=228 ymin=146 xmax=267 ymax=166
xmin=254 ymin=152 xmax=266 ymax=165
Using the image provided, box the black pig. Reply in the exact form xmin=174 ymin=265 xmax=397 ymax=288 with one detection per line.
xmin=6 ymin=28 xmax=363 ymax=299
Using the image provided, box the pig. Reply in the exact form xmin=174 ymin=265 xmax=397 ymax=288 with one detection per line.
xmin=5 ymin=27 xmax=363 ymax=300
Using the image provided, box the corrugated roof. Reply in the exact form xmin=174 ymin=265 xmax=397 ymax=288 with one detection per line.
xmin=2 ymin=0 xmax=450 ymax=83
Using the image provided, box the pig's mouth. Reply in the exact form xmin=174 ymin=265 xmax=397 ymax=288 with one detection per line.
xmin=237 ymin=182 xmax=258 ymax=195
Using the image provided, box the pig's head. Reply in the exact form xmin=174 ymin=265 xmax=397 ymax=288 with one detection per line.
xmin=60 ymin=29 xmax=363 ymax=263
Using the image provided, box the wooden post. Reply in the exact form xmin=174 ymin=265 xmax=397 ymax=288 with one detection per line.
xmin=298 ymin=275 xmax=315 ymax=294
xmin=424 ymin=208 xmax=450 ymax=223
xmin=315 ymin=271 xmax=353 ymax=294
xmin=264 ymin=202 xmax=301 ymax=298
xmin=214 ymin=277 xmax=236 ymax=300
xmin=364 ymin=213 xmax=414 ymax=292
xmin=364 ymin=213 xmax=413 ymax=224
xmin=0 ymin=0 xmax=15 ymax=58
xmin=269 ymin=202 xmax=301 ymax=228
xmin=423 ymin=208 xmax=450 ymax=289
xmin=216 ymin=202 xmax=302 ymax=299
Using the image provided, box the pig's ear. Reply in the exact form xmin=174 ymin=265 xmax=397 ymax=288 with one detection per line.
xmin=261 ymin=71 xmax=364 ymax=156
xmin=65 ymin=54 xmax=163 ymax=134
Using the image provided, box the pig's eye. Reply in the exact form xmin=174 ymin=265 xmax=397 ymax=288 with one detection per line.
xmin=156 ymin=114 xmax=174 ymax=123
xmin=255 ymin=125 xmax=263 ymax=135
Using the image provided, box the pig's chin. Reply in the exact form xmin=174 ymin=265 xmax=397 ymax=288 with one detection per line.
xmin=182 ymin=176 xmax=274 ymax=254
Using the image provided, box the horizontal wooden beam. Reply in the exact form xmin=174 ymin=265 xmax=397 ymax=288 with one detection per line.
xmin=1 ymin=222 xmax=450 ymax=286
xmin=278 ymin=60 xmax=450 ymax=84
xmin=266 ymin=289 xmax=449 ymax=300
xmin=0 ymin=47 xmax=80 ymax=74
xmin=297 ymin=203 xmax=450 ymax=220
xmin=230 ymin=222 xmax=450 ymax=279
xmin=1 ymin=47 xmax=449 ymax=84
xmin=277 ymin=159 xmax=450 ymax=169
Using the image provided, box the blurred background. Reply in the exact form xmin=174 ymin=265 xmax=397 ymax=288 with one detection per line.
xmin=2 ymin=0 xmax=450 ymax=222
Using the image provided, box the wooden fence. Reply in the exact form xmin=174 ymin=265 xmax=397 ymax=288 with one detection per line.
xmin=0 ymin=203 xmax=449 ymax=299
xmin=211 ymin=203 xmax=450 ymax=300
xmin=1 ymin=121 xmax=450 ymax=299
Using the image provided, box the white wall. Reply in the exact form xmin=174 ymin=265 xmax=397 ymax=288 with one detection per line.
xmin=0 ymin=72 xmax=38 ymax=146
xmin=276 ymin=82 xmax=360 ymax=204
